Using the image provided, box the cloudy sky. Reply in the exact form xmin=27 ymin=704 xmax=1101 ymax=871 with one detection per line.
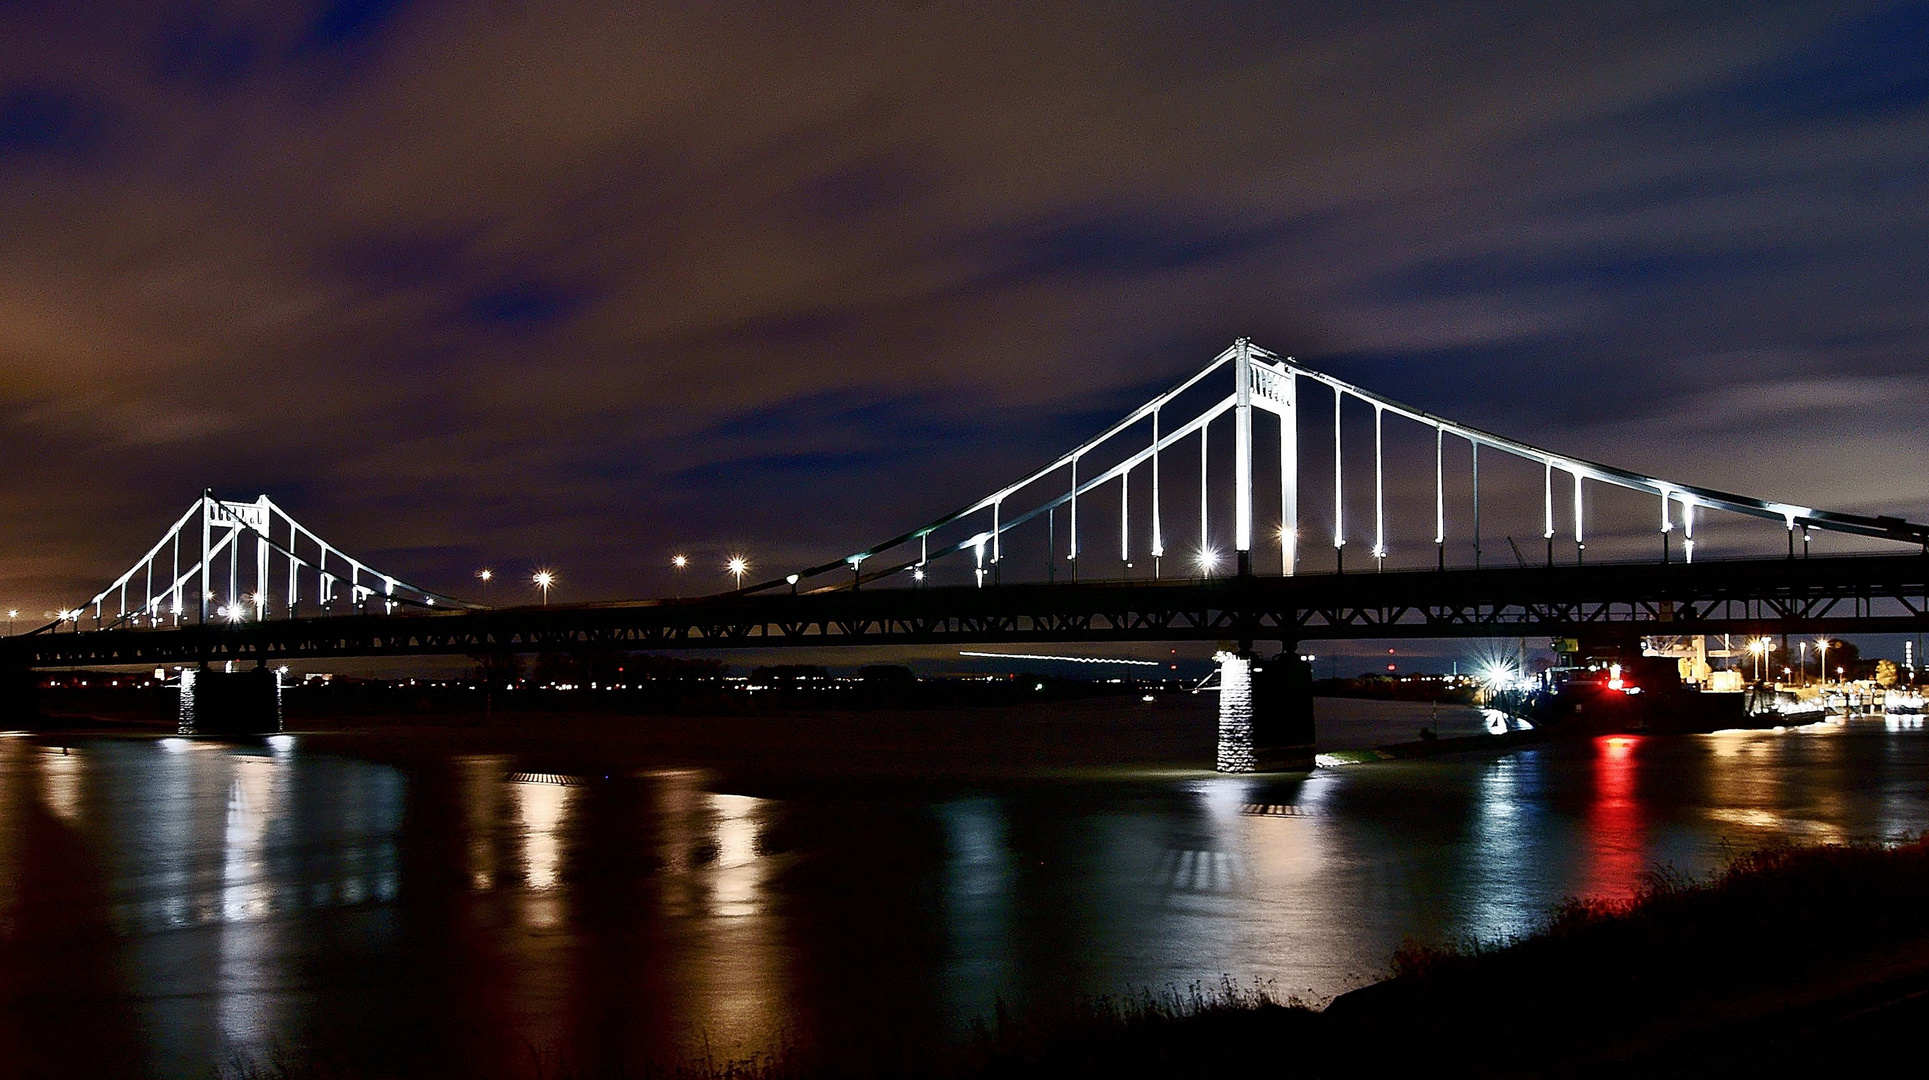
xmin=3 ymin=1 xmax=1926 ymax=641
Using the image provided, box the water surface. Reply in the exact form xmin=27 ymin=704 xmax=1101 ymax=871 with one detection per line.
xmin=2 ymin=709 xmax=1926 ymax=1077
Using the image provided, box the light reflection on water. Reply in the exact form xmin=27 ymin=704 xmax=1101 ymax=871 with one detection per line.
xmin=1583 ymin=736 xmax=1645 ymax=902
xmin=0 ymin=717 xmax=1925 ymax=1077
xmin=36 ymin=744 xmax=85 ymax=823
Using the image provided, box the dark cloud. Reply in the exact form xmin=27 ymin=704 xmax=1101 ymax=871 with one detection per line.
xmin=463 ymin=278 xmax=590 ymax=326
xmin=0 ymin=84 xmax=114 ymax=158
xmin=0 ymin=0 xmax=1925 ymax=655
xmin=303 ymin=0 xmax=415 ymax=51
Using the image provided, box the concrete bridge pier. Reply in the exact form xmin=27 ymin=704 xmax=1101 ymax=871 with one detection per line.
xmin=0 ymin=663 xmax=37 ymax=725
xmin=1214 ymin=649 xmax=1315 ymax=773
xmin=178 ymin=664 xmax=283 ymax=736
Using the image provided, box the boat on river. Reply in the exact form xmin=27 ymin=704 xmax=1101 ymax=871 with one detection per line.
xmin=1517 ymin=656 xmax=1800 ymax=735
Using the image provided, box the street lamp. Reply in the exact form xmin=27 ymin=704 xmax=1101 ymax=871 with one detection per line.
xmin=726 ymin=556 xmax=749 ymax=590
xmin=5 ymin=609 xmax=14 ymax=636
xmin=533 ymin=570 xmax=555 ymax=605
xmin=671 ymin=554 xmax=687 ymax=598
xmin=1196 ymin=547 xmax=1219 ymax=578
xmin=1817 ymin=637 xmax=1831 ymax=687
xmin=476 ymin=568 xmax=493 ymax=604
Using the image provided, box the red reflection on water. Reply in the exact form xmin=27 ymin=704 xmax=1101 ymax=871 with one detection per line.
xmin=1583 ymin=735 xmax=1645 ymax=902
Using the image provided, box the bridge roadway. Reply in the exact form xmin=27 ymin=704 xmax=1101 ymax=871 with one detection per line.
xmin=6 ymin=553 xmax=1928 ymax=669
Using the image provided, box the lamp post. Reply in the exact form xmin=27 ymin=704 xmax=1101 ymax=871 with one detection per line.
xmin=476 ymin=568 xmax=493 ymax=605
xmin=5 ymin=609 xmax=14 ymax=636
xmin=533 ymin=570 xmax=554 ymax=606
xmin=1817 ymin=637 xmax=1830 ymax=688
xmin=727 ymin=556 xmax=749 ymax=591
xmin=672 ymin=554 xmax=687 ymax=599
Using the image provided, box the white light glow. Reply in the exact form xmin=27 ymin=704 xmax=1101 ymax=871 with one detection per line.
xmin=958 ymin=651 xmax=1161 ymax=666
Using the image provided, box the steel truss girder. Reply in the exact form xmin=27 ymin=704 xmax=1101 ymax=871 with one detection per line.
xmin=10 ymin=553 xmax=1929 ymax=669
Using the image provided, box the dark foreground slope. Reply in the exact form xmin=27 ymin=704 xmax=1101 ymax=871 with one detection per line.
xmin=1317 ymin=840 xmax=1929 ymax=1078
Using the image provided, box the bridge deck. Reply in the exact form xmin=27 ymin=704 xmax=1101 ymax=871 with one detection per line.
xmin=6 ymin=554 xmax=1927 ymax=668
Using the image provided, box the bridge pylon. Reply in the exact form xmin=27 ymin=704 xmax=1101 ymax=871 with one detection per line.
xmin=61 ymin=490 xmax=465 ymax=636
xmin=745 ymin=339 xmax=1929 ymax=598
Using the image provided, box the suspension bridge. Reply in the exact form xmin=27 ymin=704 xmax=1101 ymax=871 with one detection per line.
xmin=5 ymin=341 xmax=1927 ymax=766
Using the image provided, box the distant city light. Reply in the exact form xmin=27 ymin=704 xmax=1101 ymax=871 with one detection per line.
xmin=671 ymin=555 xmax=688 ymax=569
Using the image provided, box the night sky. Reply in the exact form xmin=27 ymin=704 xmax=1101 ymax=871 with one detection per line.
xmin=4 ymin=2 xmax=1927 ymax=664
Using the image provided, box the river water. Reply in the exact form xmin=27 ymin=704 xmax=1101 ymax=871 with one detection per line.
xmin=2 ymin=704 xmax=1927 ymax=1077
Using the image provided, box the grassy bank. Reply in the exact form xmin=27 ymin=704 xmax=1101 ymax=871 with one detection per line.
xmin=1325 ymin=839 xmax=1929 ymax=1076
xmin=215 ymin=839 xmax=1929 ymax=1079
